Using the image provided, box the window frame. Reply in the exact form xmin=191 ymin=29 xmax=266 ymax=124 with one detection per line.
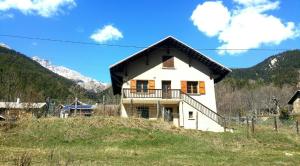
xmin=136 ymin=80 xmax=148 ymax=93
xmin=188 ymin=111 xmax=194 ymax=119
xmin=187 ymin=81 xmax=198 ymax=94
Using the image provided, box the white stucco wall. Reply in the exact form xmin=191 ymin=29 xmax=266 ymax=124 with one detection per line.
xmin=179 ymin=101 xmax=224 ymax=132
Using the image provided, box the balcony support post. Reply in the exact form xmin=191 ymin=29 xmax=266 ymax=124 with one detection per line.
xmin=130 ymin=99 xmax=133 ymax=117
xmin=156 ymin=100 xmax=160 ymax=119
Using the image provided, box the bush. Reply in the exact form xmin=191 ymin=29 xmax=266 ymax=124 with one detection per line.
xmin=279 ymin=108 xmax=290 ymax=121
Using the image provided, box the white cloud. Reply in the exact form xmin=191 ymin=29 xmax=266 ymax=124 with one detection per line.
xmin=90 ymin=25 xmax=123 ymax=43
xmin=190 ymin=1 xmax=230 ymax=37
xmin=190 ymin=0 xmax=299 ymax=55
xmin=233 ymin=0 xmax=273 ymax=6
xmin=0 ymin=0 xmax=76 ymax=17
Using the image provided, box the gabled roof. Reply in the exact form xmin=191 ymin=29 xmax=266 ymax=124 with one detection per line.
xmin=110 ymin=36 xmax=232 ymax=94
xmin=62 ymin=100 xmax=95 ymax=110
xmin=288 ymin=90 xmax=300 ymax=104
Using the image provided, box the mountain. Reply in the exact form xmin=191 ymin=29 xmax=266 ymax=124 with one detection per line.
xmin=216 ymin=50 xmax=300 ymax=116
xmin=0 ymin=45 xmax=94 ymax=101
xmin=0 ymin=43 xmax=10 ymax=49
xmin=32 ymin=56 xmax=107 ymax=93
xmin=224 ymin=50 xmax=300 ymax=88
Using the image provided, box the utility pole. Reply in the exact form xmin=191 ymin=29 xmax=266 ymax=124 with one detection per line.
xmin=45 ymin=97 xmax=50 ymax=117
xmin=272 ymin=96 xmax=279 ymax=132
xmin=103 ymin=96 xmax=106 ymax=116
xmin=296 ymin=120 xmax=299 ymax=134
xmin=74 ymin=97 xmax=78 ymax=116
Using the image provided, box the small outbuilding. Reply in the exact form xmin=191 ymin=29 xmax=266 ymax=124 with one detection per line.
xmin=288 ymin=90 xmax=300 ymax=120
xmin=0 ymin=98 xmax=46 ymax=120
xmin=60 ymin=100 xmax=94 ymax=118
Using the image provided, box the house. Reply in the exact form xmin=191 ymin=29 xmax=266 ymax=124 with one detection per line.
xmin=288 ymin=90 xmax=300 ymax=120
xmin=0 ymin=98 xmax=46 ymax=120
xmin=110 ymin=36 xmax=231 ymax=132
xmin=60 ymin=100 xmax=94 ymax=118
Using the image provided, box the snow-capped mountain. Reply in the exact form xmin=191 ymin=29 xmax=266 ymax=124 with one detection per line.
xmin=32 ymin=56 xmax=107 ymax=92
xmin=0 ymin=42 xmax=11 ymax=49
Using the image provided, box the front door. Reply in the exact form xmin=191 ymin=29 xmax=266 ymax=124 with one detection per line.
xmin=162 ymin=81 xmax=171 ymax=99
xmin=164 ymin=107 xmax=173 ymax=121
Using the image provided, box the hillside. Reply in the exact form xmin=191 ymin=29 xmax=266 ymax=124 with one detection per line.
xmin=216 ymin=50 xmax=300 ymax=116
xmin=0 ymin=46 xmax=93 ymax=101
xmin=225 ymin=50 xmax=300 ymax=88
xmin=0 ymin=117 xmax=299 ymax=165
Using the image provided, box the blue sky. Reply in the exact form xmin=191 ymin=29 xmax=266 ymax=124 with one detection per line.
xmin=0 ymin=0 xmax=299 ymax=83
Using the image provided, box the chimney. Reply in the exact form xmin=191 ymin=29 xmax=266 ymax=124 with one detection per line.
xmin=16 ymin=98 xmax=20 ymax=104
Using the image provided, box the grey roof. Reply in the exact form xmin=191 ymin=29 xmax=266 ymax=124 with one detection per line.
xmin=0 ymin=102 xmax=46 ymax=109
xmin=110 ymin=36 xmax=231 ymax=94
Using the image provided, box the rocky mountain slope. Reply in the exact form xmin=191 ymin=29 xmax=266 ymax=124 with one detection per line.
xmin=32 ymin=56 xmax=107 ymax=93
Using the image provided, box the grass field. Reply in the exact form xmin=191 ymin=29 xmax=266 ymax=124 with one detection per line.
xmin=0 ymin=117 xmax=300 ymax=165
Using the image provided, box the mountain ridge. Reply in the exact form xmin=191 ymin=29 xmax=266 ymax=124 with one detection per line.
xmin=224 ymin=49 xmax=300 ymax=88
xmin=32 ymin=56 xmax=108 ymax=93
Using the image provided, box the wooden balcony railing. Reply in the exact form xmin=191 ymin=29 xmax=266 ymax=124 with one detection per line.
xmin=122 ymin=89 xmax=181 ymax=99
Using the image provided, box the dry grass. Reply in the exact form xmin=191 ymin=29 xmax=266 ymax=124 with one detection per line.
xmin=0 ymin=117 xmax=300 ymax=165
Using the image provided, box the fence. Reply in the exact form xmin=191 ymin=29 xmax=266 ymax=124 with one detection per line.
xmin=93 ymin=104 xmax=120 ymax=116
xmin=47 ymin=98 xmax=120 ymax=117
xmin=225 ymin=115 xmax=299 ymax=135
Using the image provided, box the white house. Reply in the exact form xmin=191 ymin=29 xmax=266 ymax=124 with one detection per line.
xmin=110 ymin=36 xmax=231 ymax=132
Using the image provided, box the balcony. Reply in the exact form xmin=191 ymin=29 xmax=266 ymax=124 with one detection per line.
xmin=122 ymin=89 xmax=181 ymax=99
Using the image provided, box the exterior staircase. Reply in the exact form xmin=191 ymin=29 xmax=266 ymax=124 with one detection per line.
xmin=180 ymin=91 xmax=226 ymax=130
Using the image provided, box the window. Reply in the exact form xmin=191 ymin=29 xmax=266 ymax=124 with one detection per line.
xmin=189 ymin=111 xmax=194 ymax=119
xmin=137 ymin=106 xmax=149 ymax=119
xmin=162 ymin=56 xmax=174 ymax=68
xmin=136 ymin=80 xmax=148 ymax=92
xmin=187 ymin=81 xmax=198 ymax=94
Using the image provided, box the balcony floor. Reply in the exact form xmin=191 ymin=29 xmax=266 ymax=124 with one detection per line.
xmin=122 ymin=98 xmax=181 ymax=104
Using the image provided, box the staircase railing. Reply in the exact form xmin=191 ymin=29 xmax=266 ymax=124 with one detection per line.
xmin=180 ymin=91 xmax=226 ymax=127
